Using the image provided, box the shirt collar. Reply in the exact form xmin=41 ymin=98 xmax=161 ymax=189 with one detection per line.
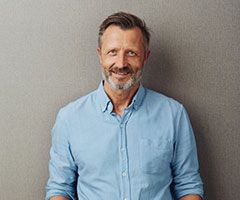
xmin=131 ymin=83 xmax=145 ymax=110
xmin=96 ymin=81 xmax=146 ymax=113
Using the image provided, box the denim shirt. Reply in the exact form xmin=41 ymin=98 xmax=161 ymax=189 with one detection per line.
xmin=46 ymin=81 xmax=203 ymax=200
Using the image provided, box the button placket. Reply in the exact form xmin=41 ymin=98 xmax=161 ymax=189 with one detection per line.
xmin=119 ymin=108 xmax=133 ymax=200
xmin=120 ymin=121 xmax=129 ymax=200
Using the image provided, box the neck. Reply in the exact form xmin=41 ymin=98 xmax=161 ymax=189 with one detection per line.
xmin=103 ymin=81 xmax=140 ymax=116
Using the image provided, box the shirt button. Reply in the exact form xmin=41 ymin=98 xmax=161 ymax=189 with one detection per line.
xmin=123 ymin=198 xmax=127 ymax=200
xmin=122 ymin=172 xmax=127 ymax=176
xmin=120 ymin=148 xmax=125 ymax=152
xmin=120 ymin=123 xmax=124 ymax=128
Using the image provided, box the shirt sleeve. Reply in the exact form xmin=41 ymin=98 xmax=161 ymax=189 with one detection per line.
xmin=171 ymin=105 xmax=204 ymax=199
xmin=45 ymin=111 xmax=78 ymax=200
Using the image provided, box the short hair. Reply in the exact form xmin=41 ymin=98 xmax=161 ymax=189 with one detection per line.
xmin=98 ymin=11 xmax=150 ymax=48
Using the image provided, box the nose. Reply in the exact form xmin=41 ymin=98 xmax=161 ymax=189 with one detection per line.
xmin=116 ymin=53 xmax=127 ymax=68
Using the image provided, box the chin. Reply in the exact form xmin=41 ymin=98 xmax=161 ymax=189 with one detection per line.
xmin=109 ymin=77 xmax=137 ymax=91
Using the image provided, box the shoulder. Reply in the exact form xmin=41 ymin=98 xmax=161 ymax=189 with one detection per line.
xmin=56 ymin=89 xmax=97 ymax=121
xmin=144 ymin=87 xmax=183 ymax=113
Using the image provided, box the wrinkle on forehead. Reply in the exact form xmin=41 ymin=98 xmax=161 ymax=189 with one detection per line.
xmin=100 ymin=25 xmax=145 ymax=51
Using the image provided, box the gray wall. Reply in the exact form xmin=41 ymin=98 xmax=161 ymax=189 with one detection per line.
xmin=0 ymin=1 xmax=239 ymax=199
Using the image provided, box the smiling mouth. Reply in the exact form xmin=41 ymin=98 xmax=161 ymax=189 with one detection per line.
xmin=112 ymin=71 xmax=131 ymax=79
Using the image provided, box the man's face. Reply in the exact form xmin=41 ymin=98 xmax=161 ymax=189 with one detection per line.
xmin=97 ymin=25 xmax=150 ymax=91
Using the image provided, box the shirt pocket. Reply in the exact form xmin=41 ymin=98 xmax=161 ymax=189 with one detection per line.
xmin=139 ymin=138 xmax=172 ymax=174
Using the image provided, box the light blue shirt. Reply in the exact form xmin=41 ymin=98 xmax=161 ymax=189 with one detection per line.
xmin=46 ymin=81 xmax=203 ymax=200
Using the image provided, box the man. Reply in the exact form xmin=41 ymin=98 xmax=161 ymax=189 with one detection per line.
xmin=46 ymin=12 xmax=203 ymax=200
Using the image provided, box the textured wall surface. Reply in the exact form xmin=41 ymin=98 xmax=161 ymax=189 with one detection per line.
xmin=0 ymin=1 xmax=239 ymax=199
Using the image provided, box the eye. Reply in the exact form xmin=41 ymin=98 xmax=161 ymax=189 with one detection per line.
xmin=108 ymin=50 xmax=117 ymax=56
xmin=127 ymin=51 xmax=136 ymax=57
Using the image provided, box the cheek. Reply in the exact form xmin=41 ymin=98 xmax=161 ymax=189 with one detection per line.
xmin=130 ymin=59 xmax=144 ymax=70
xmin=101 ymin=56 xmax=115 ymax=67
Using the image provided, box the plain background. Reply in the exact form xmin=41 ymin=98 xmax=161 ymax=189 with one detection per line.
xmin=0 ymin=0 xmax=239 ymax=199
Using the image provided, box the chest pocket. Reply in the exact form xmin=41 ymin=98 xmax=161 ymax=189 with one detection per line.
xmin=139 ymin=138 xmax=173 ymax=174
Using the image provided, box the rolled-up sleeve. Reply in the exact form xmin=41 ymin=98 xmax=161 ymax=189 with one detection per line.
xmin=171 ymin=106 xmax=204 ymax=199
xmin=45 ymin=111 xmax=78 ymax=200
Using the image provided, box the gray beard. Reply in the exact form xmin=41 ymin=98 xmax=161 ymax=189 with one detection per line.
xmin=101 ymin=69 xmax=143 ymax=91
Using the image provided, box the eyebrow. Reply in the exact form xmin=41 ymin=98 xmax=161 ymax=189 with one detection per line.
xmin=105 ymin=46 xmax=140 ymax=52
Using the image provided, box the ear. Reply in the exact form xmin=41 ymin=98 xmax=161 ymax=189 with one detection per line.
xmin=97 ymin=48 xmax=102 ymax=64
xmin=143 ymin=48 xmax=151 ymax=65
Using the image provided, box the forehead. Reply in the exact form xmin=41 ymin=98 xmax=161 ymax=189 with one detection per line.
xmin=101 ymin=25 xmax=144 ymax=49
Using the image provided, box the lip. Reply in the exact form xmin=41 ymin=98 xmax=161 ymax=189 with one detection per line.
xmin=112 ymin=72 xmax=130 ymax=79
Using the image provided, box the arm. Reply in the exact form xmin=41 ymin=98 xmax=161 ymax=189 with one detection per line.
xmin=179 ymin=194 xmax=202 ymax=200
xmin=45 ymin=111 xmax=78 ymax=200
xmin=171 ymin=106 xmax=204 ymax=199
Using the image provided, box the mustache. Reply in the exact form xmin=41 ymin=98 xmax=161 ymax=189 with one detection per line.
xmin=109 ymin=66 xmax=134 ymax=74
